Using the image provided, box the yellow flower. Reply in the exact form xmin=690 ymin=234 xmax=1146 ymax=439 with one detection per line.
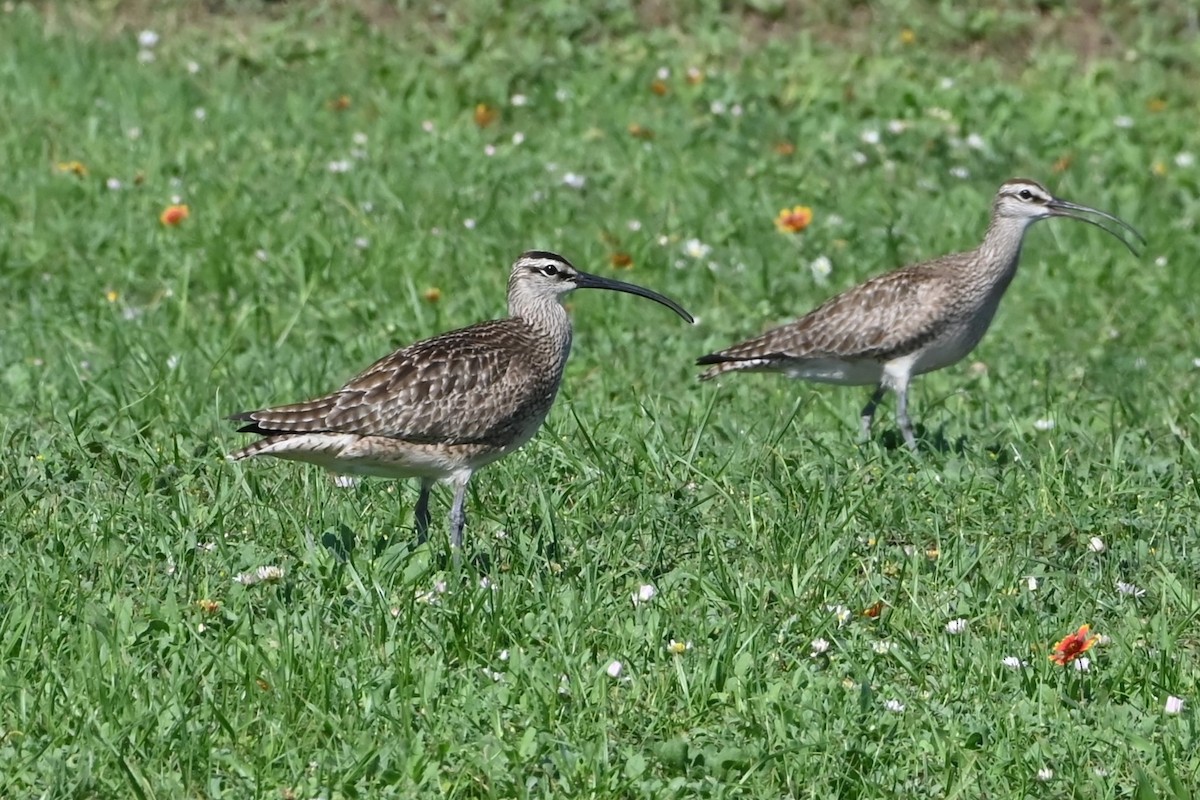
xmin=55 ymin=160 xmax=88 ymax=177
xmin=105 ymin=289 xmax=119 ymax=303
xmin=900 ymin=28 xmax=917 ymax=45
xmin=1152 ymin=161 xmax=1167 ymax=176
xmin=775 ymin=205 xmax=813 ymax=234
xmin=422 ymin=287 xmax=442 ymax=303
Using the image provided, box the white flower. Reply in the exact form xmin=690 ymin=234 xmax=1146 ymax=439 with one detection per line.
xmin=627 ymin=219 xmax=642 ymax=231
xmin=872 ymin=641 xmax=894 ymax=655
xmin=137 ymin=49 xmax=156 ymax=64
xmin=1026 ymin=576 xmax=1039 ymax=591
xmin=332 ymin=475 xmax=357 ymax=488
xmin=421 ymin=120 xmax=435 ymax=133
xmin=710 ymin=100 xmax=727 ymax=115
xmin=1193 ymin=357 xmax=1200 ymax=369
xmin=1116 ymin=580 xmax=1146 ymax=597
xmin=327 ymin=159 xmax=352 ymax=173
xmin=851 ymin=151 xmax=869 ymax=166
xmin=683 ymin=239 xmax=711 ymax=260
xmin=860 ymin=129 xmax=880 ymax=145
xmin=656 ymin=66 xmax=670 ymax=80
xmin=561 ymin=172 xmax=586 ymax=189
xmin=352 ymin=131 xmax=368 ymax=146
xmin=887 ymin=120 xmax=907 ymax=134
xmin=1156 ymin=256 xmax=1168 ymax=268
xmin=186 ymin=60 xmax=200 ymax=75
xmin=949 ymin=166 xmax=970 ymax=179
xmin=137 ymin=30 xmax=160 ymax=48
xmin=1165 ymin=695 xmax=1185 ymax=714
xmin=1113 ymin=115 xmax=1134 ymax=129
xmin=1034 ymin=418 xmax=1055 ymax=431
xmin=483 ymin=144 xmax=496 ymax=157
xmin=499 ymin=649 xmax=510 ymax=661
xmin=510 ymin=93 xmax=529 ymax=107
xmin=106 ymin=177 xmax=123 ymax=191
xmin=463 ymin=218 xmax=477 ymax=230
xmin=666 ymin=639 xmax=693 ymax=655
xmin=1176 ymin=152 xmax=1196 ymax=168
xmin=511 ymin=131 xmax=525 ymax=145
xmin=945 ymin=618 xmax=968 ymax=635
xmin=1001 ymin=656 xmax=1026 ymax=669
xmin=730 ymin=104 xmax=743 ymax=117
xmin=1073 ymin=657 xmax=1091 ymax=672
xmin=883 ymin=699 xmax=905 ymax=713
xmin=235 ymin=565 xmax=285 ymax=586
xmin=481 ymin=667 xmax=503 ymax=682
xmin=810 ymin=256 xmax=833 ymax=284
xmin=632 ymin=584 xmax=657 ymax=607
xmin=554 ymin=88 xmax=570 ymax=102
xmin=827 ymin=604 xmax=852 ymax=626
xmin=605 ymin=660 xmax=623 ymax=679
xmin=938 ymin=77 xmax=955 ymax=89
xmin=193 ymin=107 xmax=206 ymax=121
xmin=810 ymin=638 xmax=830 ymax=656
xmin=166 ymin=354 xmax=180 ymax=370
xmin=126 ymin=126 xmax=142 ymax=140
xmin=965 ymin=133 xmax=987 ymax=150
xmin=354 ymin=237 xmax=370 ymax=250
xmin=1088 ymin=536 xmax=1106 ymax=553
xmin=254 ymin=249 xmax=269 ymax=263
xmin=1037 ymin=767 xmax=1054 ymax=782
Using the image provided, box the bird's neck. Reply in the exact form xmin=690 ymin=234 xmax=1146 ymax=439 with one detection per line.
xmin=508 ymin=292 xmax=574 ymax=361
xmin=975 ymin=213 xmax=1034 ymax=288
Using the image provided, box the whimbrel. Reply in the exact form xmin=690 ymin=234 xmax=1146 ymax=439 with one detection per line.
xmin=229 ymin=250 xmax=694 ymax=549
xmin=697 ymin=178 xmax=1143 ymax=450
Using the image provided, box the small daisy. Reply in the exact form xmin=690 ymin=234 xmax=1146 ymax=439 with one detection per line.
xmin=137 ymin=30 xmax=159 ymax=48
xmin=193 ymin=107 xmax=206 ymax=121
xmin=1165 ymin=695 xmax=1185 ymax=714
xmin=354 ymin=237 xmax=370 ymax=250
xmin=510 ymin=93 xmax=529 ymax=107
xmin=1001 ymin=656 xmax=1026 ymax=669
xmin=710 ymin=100 xmax=727 ymax=115
xmin=965 ymin=133 xmax=987 ymax=150
xmin=186 ymin=60 xmax=201 ymax=74
xmin=106 ymin=177 xmax=123 ymax=191
xmin=666 ymin=639 xmax=693 ymax=655
xmin=1113 ymin=115 xmax=1134 ymax=129
xmin=1073 ymin=657 xmax=1091 ymax=672
xmin=827 ymin=604 xmax=852 ymax=626
xmin=883 ymin=699 xmax=905 ymax=713
xmin=1034 ymin=418 xmax=1055 ymax=431
xmin=561 ymin=172 xmax=586 ymax=189
xmin=810 ymin=638 xmax=830 ymax=656
xmin=945 ymin=618 xmax=968 ymax=635
xmin=1176 ymin=152 xmax=1196 ymax=168
xmin=421 ymin=120 xmax=435 ymax=133
xmin=851 ymin=151 xmax=869 ymax=166
xmin=327 ymin=159 xmax=352 ymax=174
xmin=511 ymin=132 xmax=525 ymax=146
xmin=463 ymin=218 xmax=477 ymax=230
xmin=1088 ymin=536 xmax=1106 ymax=553
xmin=483 ymin=144 xmax=496 ymax=157
xmin=860 ymin=129 xmax=881 ymax=145
xmin=809 ymin=256 xmax=832 ymax=283
xmin=887 ymin=120 xmax=907 ymax=134
xmin=605 ymin=660 xmax=623 ymax=679
xmin=683 ymin=239 xmax=711 ymax=260
xmin=1037 ymin=767 xmax=1054 ymax=782
xmin=352 ymin=132 xmax=368 ymax=146
xmin=938 ymin=77 xmax=955 ymax=89
xmin=949 ymin=166 xmax=970 ymax=179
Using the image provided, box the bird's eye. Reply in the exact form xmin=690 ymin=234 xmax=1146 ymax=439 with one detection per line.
xmin=1018 ymin=189 xmax=1034 ymax=201
xmin=541 ymin=264 xmax=560 ymax=276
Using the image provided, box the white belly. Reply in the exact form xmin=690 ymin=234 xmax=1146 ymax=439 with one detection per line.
xmin=784 ymin=358 xmax=885 ymax=386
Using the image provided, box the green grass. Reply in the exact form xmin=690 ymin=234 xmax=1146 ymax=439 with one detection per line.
xmin=3 ymin=0 xmax=1200 ymax=796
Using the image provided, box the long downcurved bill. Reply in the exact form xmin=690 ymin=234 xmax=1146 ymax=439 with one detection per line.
xmin=1048 ymin=198 xmax=1146 ymax=257
xmin=574 ymin=271 xmax=695 ymax=323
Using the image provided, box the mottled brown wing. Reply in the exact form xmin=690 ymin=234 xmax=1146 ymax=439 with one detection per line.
xmin=232 ymin=319 xmax=554 ymax=445
xmin=702 ymin=264 xmax=954 ymax=365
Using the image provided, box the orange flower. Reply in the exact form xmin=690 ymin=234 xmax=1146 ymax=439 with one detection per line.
xmin=422 ymin=287 xmax=442 ymax=303
xmin=1052 ymin=154 xmax=1073 ymax=173
xmin=650 ymin=79 xmax=668 ymax=96
xmin=773 ymin=141 xmax=796 ymax=156
xmin=775 ymin=205 xmax=813 ymax=234
xmin=160 ymin=204 xmax=190 ymax=226
xmin=197 ymin=598 xmax=220 ymax=614
xmin=329 ymin=94 xmax=351 ymax=111
xmin=863 ymin=600 xmax=885 ymax=619
xmin=1147 ymin=97 xmax=1167 ymax=113
xmin=1049 ymin=624 xmax=1099 ymax=665
xmin=473 ymin=103 xmax=498 ymax=128
xmin=609 ymin=252 xmax=633 ymax=269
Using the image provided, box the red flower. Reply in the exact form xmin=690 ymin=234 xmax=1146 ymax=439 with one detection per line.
xmin=1049 ymin=624 xmax=1098 ymax=665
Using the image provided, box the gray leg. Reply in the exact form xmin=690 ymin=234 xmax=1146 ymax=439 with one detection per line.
xmin=414 ymin=478 xmax=434 ymax=544
xmin=895 ymin=386 xmax=917 ymax=452
xmin=447 ymin=471 xmax=472 ymax=550
xmin=860 ymin=385 xmax=886 ymax=440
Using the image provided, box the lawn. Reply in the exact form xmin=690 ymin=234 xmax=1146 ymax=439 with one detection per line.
xmin=3 ymin=0 xmax=1200 ymax=796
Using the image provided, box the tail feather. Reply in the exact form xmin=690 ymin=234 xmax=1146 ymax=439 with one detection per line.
xmin=228 ymin=396 xmax=340 ymax=435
